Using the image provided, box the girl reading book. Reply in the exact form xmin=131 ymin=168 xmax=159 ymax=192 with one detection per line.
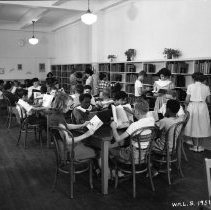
xmin=49 ymin=92 xmax=97 ymax=161
xmin=153 ymin=68 xmax=175 ymax=111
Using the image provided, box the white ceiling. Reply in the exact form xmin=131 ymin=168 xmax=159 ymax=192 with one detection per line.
xmin=0 ymin=0 xmax=128 ymax=32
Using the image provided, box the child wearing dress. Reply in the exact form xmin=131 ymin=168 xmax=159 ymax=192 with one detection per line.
xmin=153 ymin=68 xmax=175 ymax=111
xmin=134 ymin=71 xmax=147 ymax=97
xmin=49 ymin=92 xmax=96 ymax=161
xmin=184 ymin=72 xmax=211 ymax=152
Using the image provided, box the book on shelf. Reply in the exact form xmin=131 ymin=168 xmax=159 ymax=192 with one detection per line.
xmin=111 ymin=104 xmax=134 ymax=129
xmin=126 ymin=74 xmax=138 ymax=83
xmin=143 ymin=64 xmax=156 ymax=73
xmin=126 ymin=64 xmax=136 ymax=72
xmin=86 ymin=115 xmax=103 ymax=133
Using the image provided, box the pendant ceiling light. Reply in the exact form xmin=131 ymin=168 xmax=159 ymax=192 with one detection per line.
xmin=29 ymin=21 xmax=39 ymax=45
xmin=81 ymin=0 xmax=97 ymax=25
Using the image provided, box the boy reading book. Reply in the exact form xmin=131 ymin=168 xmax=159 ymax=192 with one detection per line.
xmin=110 ymin=99 xmax=155 ymax=163
xmin=111 ymin=104 xmax=134 ymax=129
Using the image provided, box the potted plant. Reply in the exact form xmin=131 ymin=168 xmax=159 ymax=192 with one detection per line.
xmin=107 ymin=54 xmax=117 ymax=62
xmin=125 ymin=49 xmax=136 ymax=61
xmin=163 ymin=48 xmax=181 ymax=59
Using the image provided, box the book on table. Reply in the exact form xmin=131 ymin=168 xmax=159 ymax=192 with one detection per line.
xmin=87 ymin=115 xmax=103 ymax=133
xmin=111 ymin=104 xmax=134 ymax=129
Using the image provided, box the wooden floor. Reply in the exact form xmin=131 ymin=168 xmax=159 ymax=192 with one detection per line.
xmin=0 ymin=114 xmax=211 ymax=210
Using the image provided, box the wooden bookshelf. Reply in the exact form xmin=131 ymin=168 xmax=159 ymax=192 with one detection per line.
xmin=51 ymin=58 xmax=211 ymax=95
xmin=51 ymin=63 xmax=92 ymax=93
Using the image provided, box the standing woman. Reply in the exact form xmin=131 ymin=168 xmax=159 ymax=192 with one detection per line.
xmin=153 ymin=68 xmax=175 ymax=111
xmin=184 ymin=72 xmax=211 ymax=152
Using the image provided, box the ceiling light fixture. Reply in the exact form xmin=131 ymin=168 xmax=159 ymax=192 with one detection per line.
xmin=29 ymin=21 xmax=39 ymax=45
xmin=81 ymin=0 xmax=97 ymax=25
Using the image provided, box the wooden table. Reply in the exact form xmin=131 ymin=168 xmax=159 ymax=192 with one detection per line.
xmin=73 ymin=125 xmax=117 ymax=195
xmin=83 ymin=125 xmax=124 ymax=195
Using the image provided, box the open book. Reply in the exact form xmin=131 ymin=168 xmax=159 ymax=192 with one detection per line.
xmin=34 ymin=92 xmax=43 ymax=99
xmin=86 ymin=115 xmax=103 ymax=133
xmin=111 ymin=104 xmax=134 ymax=129
xmin=17 ymin=99 xmax=33 ymax=113
xmin=42 ymin=94 xmax=54 ymax=108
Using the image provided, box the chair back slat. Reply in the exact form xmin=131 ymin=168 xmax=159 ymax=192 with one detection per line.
xmin=205 ymin=158 xmax=211 ymax=200
xmin=164 ymin=120 xmax=185 ymax=154
xmin=50 ymin=126 xmax=75 ymax=165
xmin=130 ymin=126 xmax=158 ymax=164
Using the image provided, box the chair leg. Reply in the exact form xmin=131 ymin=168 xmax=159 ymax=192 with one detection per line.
xmin=34 ymin=127 xmax=38 ymax=142
xmin=167 ymin=161 xmax=171 ymax=185
xmin=181 ymin=143 xmax=188 ymax=161
xmin=70 ymin=161 xmax=74 ymax=199
xmin=114 ymin=164 xmax=119 ymax=189
xmin=16 ymin=129 xmax=22 ymax=146
xmin=148 ymin=156 xmax=155 ymax=191
xmin=24 ymin=129 xmax=28 ymax=149
xmin=52 ymin=168 xmax=59 ymax=192
xmin=7 ymin=111 xmax=12 ymax=129
xmin=89 ymin=161 xmax=93 ymax=189
xmin=39 ymin=128 xmax=43 ymax=150
xmin=132 ymin=163 xmax=136 ymax=198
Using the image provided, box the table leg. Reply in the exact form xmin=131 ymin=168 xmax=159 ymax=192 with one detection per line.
xmin=101 ymin=140 xmax=110 ymax=195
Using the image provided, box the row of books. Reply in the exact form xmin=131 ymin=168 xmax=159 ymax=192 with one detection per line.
xmin=99 ymin=64 xmax=110 ymax=72
xmin=126 ymin=64 xmax=136 ymax=72
xmin=166 ymin=62 xmax=189 ymax=73
xmin=111 ymin=74 xmax=122 ymax=82
xmin=195 ymin=61 xmax=211 ymax=74
xmin=126 ymin=74 xmax=138 ymax=83
xmin=110 ymin=64 xmax=125 ymax=72
xmin=143 ymin=64 xmax=156 ymax=73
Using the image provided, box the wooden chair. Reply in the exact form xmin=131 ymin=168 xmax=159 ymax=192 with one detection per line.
xmin=151 ymin=121 xmax=185 ymax=185
xmin=3 ymin=95 xmax=16 ymax=128
xmin=16 ymin=104 xmax=43 ymax=149
xmin=111 ymin=126 xmax=158 ymax=198
xmin=50 ymin=126 xmax=94 ymax=198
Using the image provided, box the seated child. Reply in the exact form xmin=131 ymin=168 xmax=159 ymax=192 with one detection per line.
xmin=16 ymin=89 xmax=47 ymax=128
xmin=49 ymin=93 xmax=96 ymax=161
xmin=96 ymin=88 xmax=113 ymax=109
xmin=152 ymin=99 xmax=184 ymax=152
xmin=83 ymin=85 xmax=96 ymax=106
xmin=72 ymin=93 xmax=97 ymax=124
xmin=110 ymin=99 xmax=155 ymax=164
xmin=71 ymin=84 xmax=84 ymax=108
xmin=159 ymin=89 xmax=185 ymax=118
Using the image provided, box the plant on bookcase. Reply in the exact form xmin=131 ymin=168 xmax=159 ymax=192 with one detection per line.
xmin=107 ymin=54 xmax=117 ymax=62
xmin=124 ymin=49 xmax=136 ymax=61
xmin=163 ymin=48 xmax=181 ymax=59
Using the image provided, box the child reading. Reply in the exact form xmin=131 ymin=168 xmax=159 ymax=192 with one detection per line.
xmin=49 ymin=92 xmax=96 ymax=161
xmin=109 ymin=99 xmax=155 ymax=163
xmin=152 ymin=99 xmax=184 ymax=152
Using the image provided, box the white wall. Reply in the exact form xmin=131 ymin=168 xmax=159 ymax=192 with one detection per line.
xmin=51 ymin=22 xmax=91 ymax=64
xmin=91 ymin=0 xmax=211 ymax=62
xmin=0 ymin=30 xmax=53 ymax=80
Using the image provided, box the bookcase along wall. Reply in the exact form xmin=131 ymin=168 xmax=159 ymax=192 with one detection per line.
xmin=51 ymin=58 xmax=211 ymax=95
